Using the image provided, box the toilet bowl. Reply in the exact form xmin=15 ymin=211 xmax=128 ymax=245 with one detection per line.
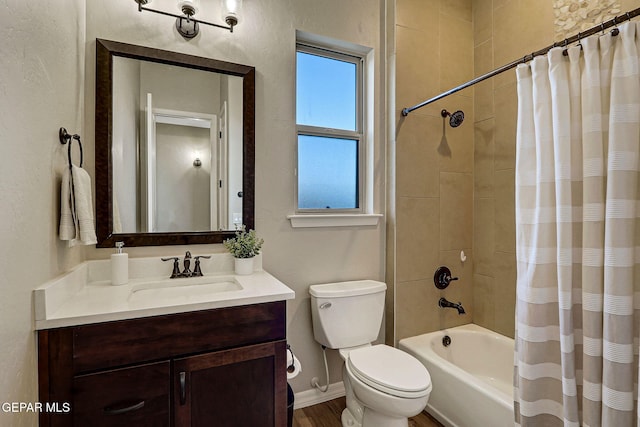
xmin=309 ymin=281 xmax=432 ymax=427
xmin=341 ymin=344 xmax=431 ymax=427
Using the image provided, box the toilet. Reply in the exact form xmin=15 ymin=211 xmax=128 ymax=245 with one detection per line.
xmin=309 ymin=280 xmax=432 ymax=427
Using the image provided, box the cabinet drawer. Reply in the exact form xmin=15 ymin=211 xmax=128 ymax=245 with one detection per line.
xmin=73 ymin=361 xmax=170 ymax=427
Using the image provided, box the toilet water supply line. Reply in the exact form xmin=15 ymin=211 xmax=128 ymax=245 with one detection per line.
xmin=312 ymin=345 xmax=330 ymax=392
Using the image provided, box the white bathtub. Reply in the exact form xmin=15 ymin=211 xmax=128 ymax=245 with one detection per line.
xmin=398 ymin=324 xmax=514 ymax=427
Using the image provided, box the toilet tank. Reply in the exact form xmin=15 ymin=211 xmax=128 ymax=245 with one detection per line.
xmin=309 ymin=280 xmax=387 ymax=349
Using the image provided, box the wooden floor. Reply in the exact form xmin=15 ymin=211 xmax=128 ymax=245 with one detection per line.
xmin=293 ymin=397 xmax=443 ymax=427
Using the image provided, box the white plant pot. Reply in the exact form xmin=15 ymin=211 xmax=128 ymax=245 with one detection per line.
xmin=234 ymin=257 xmax=254 ymax=275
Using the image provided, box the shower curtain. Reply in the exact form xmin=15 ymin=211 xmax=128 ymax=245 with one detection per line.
xmin=514 ymin=22 xmax=640 ymax=426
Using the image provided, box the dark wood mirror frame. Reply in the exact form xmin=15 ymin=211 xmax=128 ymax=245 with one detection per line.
xmin=95 ymin=39 xmax=255 ymax=248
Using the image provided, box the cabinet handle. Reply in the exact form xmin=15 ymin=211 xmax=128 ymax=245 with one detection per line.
xmin=104 ymin=400 xmax=145 ymax=415
xmin=179 ymin=371 xmax=187 ymax=405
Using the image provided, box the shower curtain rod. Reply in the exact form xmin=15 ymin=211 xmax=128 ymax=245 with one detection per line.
xmin=401 ymin=6 xmax=640 ymax=116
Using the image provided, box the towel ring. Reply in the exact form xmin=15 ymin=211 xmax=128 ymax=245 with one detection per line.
xmin=59 ymin=127 xmax=83 ymax=168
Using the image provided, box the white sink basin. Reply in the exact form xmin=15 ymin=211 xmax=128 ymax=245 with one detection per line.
xmin=34 ymin=255 xmax=295 ymax=329
xmin=129 ymin=276 xmax=243 ymax=304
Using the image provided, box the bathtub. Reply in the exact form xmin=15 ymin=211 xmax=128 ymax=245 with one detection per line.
xmin=398 ymin=324 xmax=514 ymax=427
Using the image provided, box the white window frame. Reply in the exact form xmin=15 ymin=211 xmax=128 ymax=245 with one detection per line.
xmin=294 ymin=42 xmax=365 ymax=214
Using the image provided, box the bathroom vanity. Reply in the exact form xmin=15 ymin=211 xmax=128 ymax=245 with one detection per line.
xmin=35 ymin=38 xmax=294 ymax=425
xmin=35 ymin=256 xmax=294 ymax=427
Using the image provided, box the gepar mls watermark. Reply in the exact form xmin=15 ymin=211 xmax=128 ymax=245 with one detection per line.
xmin=2 ymin=402 xmax=71 ymax=413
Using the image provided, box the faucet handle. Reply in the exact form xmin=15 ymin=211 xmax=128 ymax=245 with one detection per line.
xmin=161 ymin=257 xmax=181 ymax=278
xmin=434 ymin=266 xmax=458 ymax=289
xmin=192 ymin=255 xmax=212 ymax=277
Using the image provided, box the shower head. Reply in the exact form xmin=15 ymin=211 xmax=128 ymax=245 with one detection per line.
xmin=441 ymin=109 xmax=465 ymax=128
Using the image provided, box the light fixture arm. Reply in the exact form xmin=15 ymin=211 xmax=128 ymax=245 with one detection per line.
xmin=136 ymin=2 xmax=235 ymax=33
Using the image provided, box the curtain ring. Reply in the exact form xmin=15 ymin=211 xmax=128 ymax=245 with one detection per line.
xmin=576 ymin=32 xmax=583 ymax=50
xmin=627 ymin=12 xmax=632 ymax=21
xmin=600 ymin=22 xmax=605 ymax=34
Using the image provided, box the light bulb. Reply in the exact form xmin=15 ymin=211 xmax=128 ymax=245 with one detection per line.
xmin=222 ymin=0 xmax=242 ymax=27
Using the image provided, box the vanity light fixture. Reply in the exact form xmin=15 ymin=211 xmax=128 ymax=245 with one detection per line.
xmin=134 ymin=0 xmax=242 ymax=40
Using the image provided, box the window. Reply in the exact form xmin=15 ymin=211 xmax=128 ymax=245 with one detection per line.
xmin=296 ymin=43 xmax=364 ymax=212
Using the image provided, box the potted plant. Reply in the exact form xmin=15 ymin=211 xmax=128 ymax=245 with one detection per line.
xmin=223 ymin=227 xmax=264 ymax=275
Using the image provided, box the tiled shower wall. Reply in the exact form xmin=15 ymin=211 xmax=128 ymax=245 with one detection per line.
xmin=392 ymin=0 xmax=636 ymax=343
xmin=394 ymin=0 xmax=475 ymax=342
xmin=472 ymin=0 xmax=555 ymax=338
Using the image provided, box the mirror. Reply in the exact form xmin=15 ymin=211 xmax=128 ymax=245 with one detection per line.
xmin=95 ymin=39 xmax=255 ymax=247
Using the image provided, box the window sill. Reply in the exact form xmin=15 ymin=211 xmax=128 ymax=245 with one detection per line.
xmin=287 ymin=213 xmax=383 ymax=228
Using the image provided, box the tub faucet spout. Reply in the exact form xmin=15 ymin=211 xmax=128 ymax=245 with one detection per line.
xmin=438 ymin=297 xmax=465 ymax=315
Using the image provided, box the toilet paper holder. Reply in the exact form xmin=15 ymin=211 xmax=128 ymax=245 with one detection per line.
xmin=287 ymin=344 xmax=296 ymax=374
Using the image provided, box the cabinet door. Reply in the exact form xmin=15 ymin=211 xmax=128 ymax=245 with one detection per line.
xmin=174 ymin=340 xmax=287 ymax=427
xmin=73 ymin=361 xmax=170 ymax=427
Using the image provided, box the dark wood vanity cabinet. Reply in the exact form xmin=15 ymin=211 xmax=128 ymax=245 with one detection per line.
xmin=38 ymin=301 xmax=287 ymax=427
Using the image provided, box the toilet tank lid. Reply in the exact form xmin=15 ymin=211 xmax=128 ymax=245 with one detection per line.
xmin=309 ymin=280 xmax=386 ymax=298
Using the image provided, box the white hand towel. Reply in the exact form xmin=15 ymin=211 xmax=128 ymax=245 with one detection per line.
xmin=59 ymin=166 xmax=97 ymax=246
xmin=59 ymin=168 xmax=76 ymax=241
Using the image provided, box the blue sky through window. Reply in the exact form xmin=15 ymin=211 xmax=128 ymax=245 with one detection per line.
xmin=298 ymin=135 xmax=358 ymax=209
xmin=296 ymin=48 xmax=360 ymax=210
xmin=296 ymin=51 xmax=357 ymax=131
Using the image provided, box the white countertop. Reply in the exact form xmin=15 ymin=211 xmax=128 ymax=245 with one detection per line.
xmin=34 ymin=255 xmax=295 ymax=330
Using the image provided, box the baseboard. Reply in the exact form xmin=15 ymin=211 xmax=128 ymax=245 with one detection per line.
xmin=293 ymin=381 xmax=346 ymax=410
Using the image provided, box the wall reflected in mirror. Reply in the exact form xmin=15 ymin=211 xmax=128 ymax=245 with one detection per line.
xmin=112 ymin=57 xmax=243 ymax=233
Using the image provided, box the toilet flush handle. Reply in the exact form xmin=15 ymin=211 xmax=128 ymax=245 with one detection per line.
xmin=319 ymin=302 xmax=332 ymax=309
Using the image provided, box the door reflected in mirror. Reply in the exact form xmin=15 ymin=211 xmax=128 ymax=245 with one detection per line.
xmin=112 ymin=57 xmax=244 ymax=233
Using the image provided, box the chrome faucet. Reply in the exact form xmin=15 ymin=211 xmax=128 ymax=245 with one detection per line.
xmin=438 ymin=297 xmax=465 ymax=315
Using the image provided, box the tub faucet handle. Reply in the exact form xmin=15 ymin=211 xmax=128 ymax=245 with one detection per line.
xmin=434 ymin=266 xmax=458 ymax=289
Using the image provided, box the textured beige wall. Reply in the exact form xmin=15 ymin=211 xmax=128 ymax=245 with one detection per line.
xmin=0 ymin=3 xmax=384 ymax=425
xmin=394 ymin=0 xmax=475 ymax=342
xmin=0 ymin=2 xmax=86 ymax=426
xmin=84 ymin=0 xmax=386 ymax=399
xmin=554 ymin=0 xmax=622 ymax=40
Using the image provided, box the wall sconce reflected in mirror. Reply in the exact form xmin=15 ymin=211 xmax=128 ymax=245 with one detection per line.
xmin=134 ymin=0 xmax=243 ymax=40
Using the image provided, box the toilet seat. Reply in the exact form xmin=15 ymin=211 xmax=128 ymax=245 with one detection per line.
xmin=347 ymin=344 xmax=431 ymax=399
